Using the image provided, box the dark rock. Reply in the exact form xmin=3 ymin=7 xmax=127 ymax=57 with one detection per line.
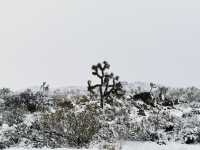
xmin=133 ymin=92 xmax=156 ymax=107
xmin=165 ymin=125 xmax=174 ymax=132
xmin=162 ymin=98 xmax=174 ymax=107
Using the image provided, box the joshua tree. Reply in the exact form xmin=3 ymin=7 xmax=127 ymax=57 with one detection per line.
xmin=40 ymin=82 xmax=49 ymax=95
xmin=150 ymin=82 xmax=157 ymax=93
xmin=87 ymin=61 xmax=125 ymax=108
xmin=158 ymin=86 xmax=168 ymax=101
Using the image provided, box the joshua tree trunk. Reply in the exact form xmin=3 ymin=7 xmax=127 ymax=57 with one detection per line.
xmin=100 ymin=87 xmax=103 ymax=108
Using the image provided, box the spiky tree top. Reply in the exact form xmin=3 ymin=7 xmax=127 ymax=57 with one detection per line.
xmin=150 ymin=82 xmax=157 ymax=93
xmin=88 ymin=61 xmax=125 ymax=108
xmin=40 ymin=82 xmax=49 ymax=95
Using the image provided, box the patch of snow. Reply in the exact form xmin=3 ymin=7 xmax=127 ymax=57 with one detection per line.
xmin=0 ymin=98 xmax=4 ymax=104
xmin=6 ymin=142 xmax=200 ymax=150
xmin=1 ymin=124 xmax=15 ymax=132
xmin=23 ymin=114 xmax=36 ymax=127
xmin=49 ymin=107 xmax=56 ymax=113
xmin=170 ymin=109 xmax=183 ymax=118
xmin=122 ymin=141 xmax=200 ymax=150
xmin=6 ymin=148 xmax=98 ymax=150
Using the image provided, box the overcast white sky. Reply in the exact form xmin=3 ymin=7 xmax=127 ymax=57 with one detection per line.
xmin=0 ymin=0 xmax=200 ymax=90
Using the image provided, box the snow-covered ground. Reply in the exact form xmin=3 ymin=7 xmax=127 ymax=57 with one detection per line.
xmin=6 ymin=142 xmax=200 ymax=150
xmin=6 ymin=148 xmax=96 ymax=150
xmin=2 ymin=83 xmax=200 ymax=149
xmin=122 ymin=142 xmax=200 ymax=150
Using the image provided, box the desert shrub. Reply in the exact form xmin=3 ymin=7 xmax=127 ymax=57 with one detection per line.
xmin=2 ymin=118 xmax=66 ymax=148
xmin=127 ymin=122 xmax=146 ymax=141
xmin=97 ymin=106 xmax=129 ymax=141
xmin=42 ymin=109 xmax=66 ymax=132
xmin=182 ymin=128 xmax=200 ymax=144
xmin=183 ymin=87 xmax=200 ymax=102
xmin=172 ymin=111 xmax=200 ymax=143
xmin=36 ymin=109 xmax=67 ymax=148
xmin=190 ymin=102 xmax=200 ymax=109
xmin=85 ymin=101 xmax=101 ymax=118
xmin=65 ymin=110 xmax=101 ymax=147
xmin=0 ymin=88 xmax=11 ymax=99
xmin=0 ymin=124 xmax=20 ymax=148
xmin=111 ymin=123 xmax=129 ymax=140
xmin=182 ymin=109 xmax=200 ymax=119
xmin=75 ymin=95 xmax=90 ymax=105
xmin=92 ymin=101 xmax=130 ymax=143
xmin=4 ymin=95 xmax=22 ymax=110
xmin=4 ymin=89 xmax=49 ymax=113
xmin=127 ymin=108 xmax=183 ymax=143
xmin=55 ymin=98 xmax=74 ymax=110
xmin=99 ymin=142 xmax=122 ymax=150
xmin=127 ymin=120 xmax=160 ymax=142
xmin=39 ymin=106 xmax=101 ymax=148
xmin=3 ymin=109 xmax=25 ymax=126
xmin=93 ymin=122 xmax=128 ymax=143
xmin=19 ymin=89 xmax=48 ymax=112
xmin=93 ymin=125 xmax=116 ymax=143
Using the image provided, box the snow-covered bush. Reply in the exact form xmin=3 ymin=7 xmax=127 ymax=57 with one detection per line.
xmin=92 ymin=98 xmax=130 ymax=143
xmin=127 ymin=120 xmax=160 ymax=142
xmin=74 ymin=95 xmax=90 ymax=105
xmin=93 ymin=121 xmax=129 ymax=143
xmin=0 ymin=123 xmax=29 ymax=148
xmin=39 ymin=103 xmax=101 ymax=148
xmin=127 ymin=107 xmax=183 ymax=143
xmin=93 ymin=125 xmax=117 ymax=143
xmin=0 ymin=88 xmax=12 ymax=99
xmin=53 ymin=96 xmax=74 ymax=110
xmin=179 ymin=113 xmax=200 ymax=144
xmin=3 ymin=82 xmax=200 ymax=148
xmin=4 ymin=89 xmax=50 ymax=113
xmin=65 ymin=110 xmax=101 ymax=147
xmin=3 ymin=109 xmax=24 ymax=126
xmin=4 ymin=95 xmax=22 ymax=110
xmin=3 ymin=117 xmax=66 ymax=148
xmin=99 ymin=142 xmax=122 ymax=150
xmin=36 ymin=109 xmax=68 ymax=148
xmin=182 ymin=128 xmax=200 ymax=144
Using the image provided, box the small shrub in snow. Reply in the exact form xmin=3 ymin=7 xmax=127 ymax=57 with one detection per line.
xmin=38 ymin=110 xmax=67 ymax=148
xmin=75 ymin=95 xmax=90 ymax=105
xmin=38 ymin=105 xmax=101 ymax=148
xmin=93 ymin=124 xmax=116 ymax=143
xmin=182 ymin=128 xmax=200 ymax=144
xmin=3 ymin=109 xmax=24 ymax=126
xmin=127 ymin=121 xmax=158 ymax=141
xmin=0 ymin=88 xmax=11 ymax=99
xmin=65 ymin=110 xmax=101 ymax=147
xmin=4 ymin=89 xmax=50 ymax=113
xmin=99 ymin=142 xmax=122 ymax=150
xmin=55 ymin=97 xmax=74 ymax=110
